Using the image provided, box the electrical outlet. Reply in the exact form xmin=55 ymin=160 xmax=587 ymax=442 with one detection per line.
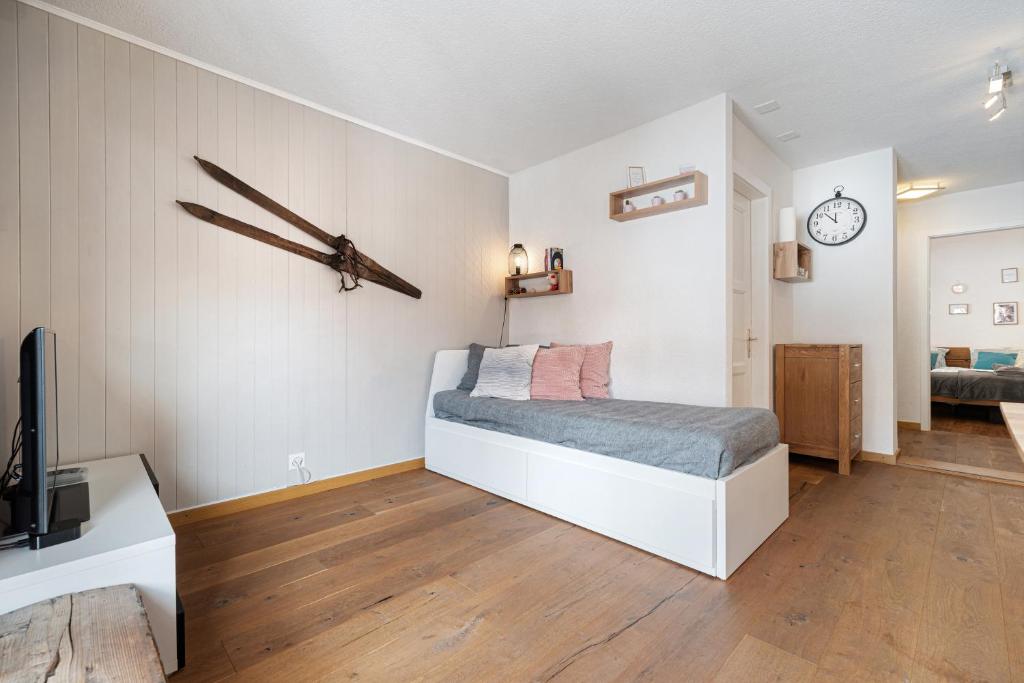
xmin=288 ymin=452 xmax=306 ymax=471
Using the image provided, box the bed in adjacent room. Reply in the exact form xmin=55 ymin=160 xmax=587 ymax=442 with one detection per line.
xmin=931 ymin=346 xmax=1024 ymax=406
xmin=424 ymin=349 xmax=790 ymax=580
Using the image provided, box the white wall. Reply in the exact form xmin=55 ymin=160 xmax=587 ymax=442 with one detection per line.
xmin=896 ymin=181 xmax=1024 ymax=424
xmin=0 ymin=1 xmax=509 ymax=511
xmin=792 ymin=148 xmax=897 ymax=456
xmin=508 ymin=94 xmax=732 ymax=406
xmin=930 ymin=228 xmax=1024 ymax=349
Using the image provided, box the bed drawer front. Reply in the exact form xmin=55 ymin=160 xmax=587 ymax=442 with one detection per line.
xmin=426 ymin=424 xmax=528 ymax=500
xmin=527 ymin=453 xmax=716 ymax=570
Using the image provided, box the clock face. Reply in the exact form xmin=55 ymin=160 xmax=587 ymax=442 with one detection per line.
xmin=807 ymin=195 xmax=866 ymax=246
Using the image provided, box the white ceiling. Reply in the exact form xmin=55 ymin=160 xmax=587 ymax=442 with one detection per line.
xmin=42 ymin=0 xmax=1024 ymax=192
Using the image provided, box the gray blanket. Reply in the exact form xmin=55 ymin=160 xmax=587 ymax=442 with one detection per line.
xmin=432 ymin=390 xmax=780 ymax=479
xmin=931 ymin=369 xmax=1024 ymax=403
xmin=930 ymin=370 xmax=960 ymax=399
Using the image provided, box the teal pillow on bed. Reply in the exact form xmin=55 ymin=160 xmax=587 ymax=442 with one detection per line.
xmin=930 ymin=351 xmax=938 ymax=369
xmin=974 ymin=351 xmax=1018 ymax=370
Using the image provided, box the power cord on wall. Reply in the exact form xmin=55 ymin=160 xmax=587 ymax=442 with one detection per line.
xmin=0 ymin=417 xmax=23 ymax=493
xmin=498 ymin=296 xmax=509 ymax=347
xmin=298 ymin=463 xmax=312 ymax=484
xmin=0 ymin=418 xmax=28 ymax=553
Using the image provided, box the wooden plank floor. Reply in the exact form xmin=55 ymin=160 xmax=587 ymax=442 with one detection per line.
xmin=900 ymin=425 xmax=1024 ymax=474
xmin=931 ymin=404 xmax=1011 ymax=439
xmin=170 ymin=460 xmax=1024 ymax=682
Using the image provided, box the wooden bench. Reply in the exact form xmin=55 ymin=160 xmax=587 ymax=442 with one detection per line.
xmin=0 ymin=584 xmax=164 ymax=681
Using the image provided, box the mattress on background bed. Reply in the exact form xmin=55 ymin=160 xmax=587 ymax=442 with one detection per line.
xmin=432 ymin=390 xmax=780 ymax=479
xmin=931 ymin=368 xmax=1024 ymax=403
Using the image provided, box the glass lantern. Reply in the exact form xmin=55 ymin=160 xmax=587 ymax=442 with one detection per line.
xmin=508 ymin=243 xmax=528 ymax=275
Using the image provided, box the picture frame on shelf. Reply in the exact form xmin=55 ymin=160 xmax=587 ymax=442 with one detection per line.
xmin=627 ymin=166 xmax=646 ymax=188
xmin=1002 ymin=267 xmax=1019 ymax=284
xmin=548 ymin=247 xmax=564 ymax=270
xmin=948 ymin=303 xmax=969 ymax=315
xmin=993 ymin=301 xmax=1018 ymax=325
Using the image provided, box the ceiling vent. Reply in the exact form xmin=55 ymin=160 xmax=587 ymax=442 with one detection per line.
xmin=753 ymin=100 xmax=781 ymax=114
xmin=776 ymin=130 xmax=800 ymax=142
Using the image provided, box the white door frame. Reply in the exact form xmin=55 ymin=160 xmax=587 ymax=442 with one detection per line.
xmin=918 ymin=223 xmax=1024 ymax=431
xmin=732 ymin=166 xmax=772 ymax=409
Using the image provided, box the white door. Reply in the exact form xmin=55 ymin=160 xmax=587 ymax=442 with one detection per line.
xmin=732 ymin=193 xmax=754 ymax=407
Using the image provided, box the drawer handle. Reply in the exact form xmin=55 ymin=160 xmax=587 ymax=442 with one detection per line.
xmin=854 ymin=397 xmax=861 ymax=403
xmin=853 ymin=363 xmax=862 ymax=368
xmin=854 ymin=433 xmax=861 ymax=439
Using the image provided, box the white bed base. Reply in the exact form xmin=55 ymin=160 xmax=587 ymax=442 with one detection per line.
xmin=424 ymin=350 xmax=789 ymax=579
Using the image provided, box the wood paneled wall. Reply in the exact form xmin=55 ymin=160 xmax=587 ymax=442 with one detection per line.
xmin=0 ymin=1 xmax=509 ymax=510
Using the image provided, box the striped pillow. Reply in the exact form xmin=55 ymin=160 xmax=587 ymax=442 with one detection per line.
xmin=531 ymin=346 xmax=586 ymax=400
xmin=470 ymin=345 xmax=540 ymax=400
xmin=551 ymin=341 xmax=613 ymax=398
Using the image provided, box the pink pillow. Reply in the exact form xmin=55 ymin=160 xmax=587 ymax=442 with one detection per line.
xmin=551 ymin=341 xmax=612 ymax=398
xmin=530 ymin=346 xmax=586 ymax=400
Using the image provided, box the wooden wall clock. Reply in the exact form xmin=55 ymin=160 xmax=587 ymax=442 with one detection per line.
xmin=807 ymin=185 xmax=866 ymax=246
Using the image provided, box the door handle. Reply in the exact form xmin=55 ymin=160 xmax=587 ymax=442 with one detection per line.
xmin=745 ymin=329 xmax=759 ymax=358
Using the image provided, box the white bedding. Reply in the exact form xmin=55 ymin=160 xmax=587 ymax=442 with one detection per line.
xmin=931 ymin=367 xmax=993 ymax=374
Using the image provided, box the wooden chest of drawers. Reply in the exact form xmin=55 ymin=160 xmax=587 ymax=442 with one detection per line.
xmin=773 ymin=344 xmax=862 ymax=475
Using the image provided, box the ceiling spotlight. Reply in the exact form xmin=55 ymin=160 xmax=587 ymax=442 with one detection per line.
xmin=989 ymin=62 xmax=1012 ymax=94
xmin=982 ymin=62 xmax=1012 ymax=119
xmin=897 ymin=184 xmax=944 ymax=200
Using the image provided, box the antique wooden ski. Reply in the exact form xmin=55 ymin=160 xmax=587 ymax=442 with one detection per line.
xmin=178 ymin=156 xmax=422 ymax=299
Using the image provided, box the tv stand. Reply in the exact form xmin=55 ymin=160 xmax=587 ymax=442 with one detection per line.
xmin=0 ymin=455 xmax=177 ymax=674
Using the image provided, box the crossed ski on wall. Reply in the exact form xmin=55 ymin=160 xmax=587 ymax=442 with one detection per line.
xmin=177 ymin=155 xmax=422 ymax=300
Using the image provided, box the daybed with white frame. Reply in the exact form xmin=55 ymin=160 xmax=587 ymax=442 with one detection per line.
xmin=424 ymin=349 xmax=790 ymax=580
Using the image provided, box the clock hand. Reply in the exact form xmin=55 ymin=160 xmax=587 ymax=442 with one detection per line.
xmin=824 ymin=212 xmax=838 ymax=223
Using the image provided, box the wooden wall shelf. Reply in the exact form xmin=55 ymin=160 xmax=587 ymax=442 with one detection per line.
xmin=505 ymin=270 xmax=573 ymax=299
xmin=609 ymin=170 xmax=708 ymax=222
xmin=773 ymin=241 xmax=812 ymax=282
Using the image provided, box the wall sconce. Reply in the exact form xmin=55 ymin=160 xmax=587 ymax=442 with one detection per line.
xmin=508 ymin=243 xmax=528 ymax=275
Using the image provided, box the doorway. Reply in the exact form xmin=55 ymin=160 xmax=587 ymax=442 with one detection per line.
xmin=732 ymin=192 xmax=754 ymax=406
xmin=731 ymin=174 xmax=771 ymax=408
xmin=901 ymin=226 xmax=1024 ymax=480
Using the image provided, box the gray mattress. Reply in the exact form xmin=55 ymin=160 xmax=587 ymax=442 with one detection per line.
xmin=432 ymin=390 xmax=780 ymax=479
xmin=931 ymin=368 xmax=1024 ymax=403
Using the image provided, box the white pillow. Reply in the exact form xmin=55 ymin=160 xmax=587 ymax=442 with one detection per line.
xmin=471 ymin=345 xmax=540 ymax=400
xmin=931 ymin=347 xmax=948 ymax=368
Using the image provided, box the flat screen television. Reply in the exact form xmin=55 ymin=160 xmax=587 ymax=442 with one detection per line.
xmin=0 ymin=327 xmax=89 ymax=549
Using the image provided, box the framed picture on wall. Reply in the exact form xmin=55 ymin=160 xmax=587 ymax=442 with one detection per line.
xmin=1002 ymin=267 xmax=1019 ymax=283
xmin=627 ymin=166 xmax=646 ymax=188
xmin=993 ymin=301 xmax=1018 ymax=325
xmin=948 ymin=303 xmax=969 ymax=315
